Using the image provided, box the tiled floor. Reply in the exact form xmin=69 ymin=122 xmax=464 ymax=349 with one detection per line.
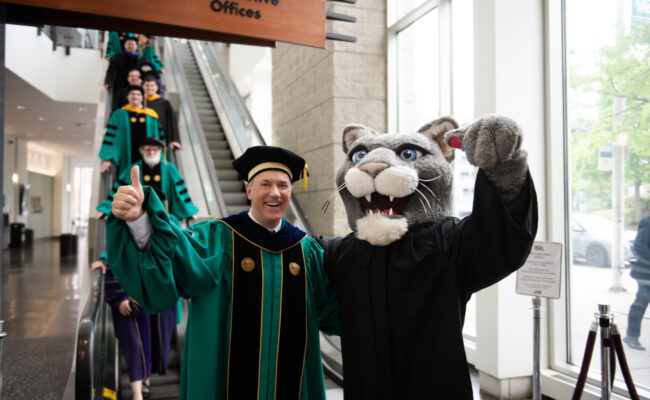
xmin=323 ymin=365 xmax=500 ymax=399
xmin=2 ymin=236 xmax=84 ymax=400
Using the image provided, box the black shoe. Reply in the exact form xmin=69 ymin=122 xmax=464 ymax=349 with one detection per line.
xmin=142 ymin=381 xmax=151 ymax=399
xmin=623 ymin=336 xmax=646 ymax=351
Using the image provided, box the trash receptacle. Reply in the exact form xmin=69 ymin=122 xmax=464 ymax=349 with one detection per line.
xmin=24 ymin=229 xmax=34 ymax=247
xmin=60 ymin=234 xmax=78 ymax=257
xmin=9 ymin=223 xmax=24 ymax=248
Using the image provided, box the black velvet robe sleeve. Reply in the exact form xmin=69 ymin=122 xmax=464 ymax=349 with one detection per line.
xmin=163 ymin=100 xmax=180 ymax=143
xmin=454 ymin=168 xmax=538 ymax=297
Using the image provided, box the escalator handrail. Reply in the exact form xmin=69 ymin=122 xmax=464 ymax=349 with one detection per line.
xmin=164 ymin=38 xmax=229 ymax=217
xmin=75 ymin=134 xmax=116 ymax=398
xmin=152 ymin=37 xmax=185 ymax=180
xmin=189 ymin=41 xmax=314 ymax=233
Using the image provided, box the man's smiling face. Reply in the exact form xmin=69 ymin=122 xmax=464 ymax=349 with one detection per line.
xmin=246 ymin=170 xmax=292 ymax=229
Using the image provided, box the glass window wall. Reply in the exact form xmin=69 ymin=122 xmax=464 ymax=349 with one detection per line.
xmin=565 ymin=0 xmax=650 ymax=390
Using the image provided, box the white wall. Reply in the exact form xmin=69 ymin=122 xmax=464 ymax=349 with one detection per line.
xmin=26 ymin=142 xmax=64 ymax=235
xmin=5 ymin=24 xmax=105 ymax=104
xmin=228 ymin=45 xmax=273 ymax=143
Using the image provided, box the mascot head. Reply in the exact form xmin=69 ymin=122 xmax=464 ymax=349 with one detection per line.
xmin=333 ymin=117 xmax=458 ymax=246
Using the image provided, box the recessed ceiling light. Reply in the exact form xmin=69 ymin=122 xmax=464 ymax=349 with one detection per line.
xmin=17 ymin=105 xmax=27 ymax=110
xmin=38 ymin=116 xmax=47 ymax=122
xmin=78 ymin=107 xmax=88 ymax=112
xmin=57 ymin=126 xmax=64 ymax=131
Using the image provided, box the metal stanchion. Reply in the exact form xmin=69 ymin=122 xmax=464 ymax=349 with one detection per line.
xmin=573 ymin=304 xmax=640 ymax=400
xmin=599 ymin=304 xmax=612 ymax=400
xmin=0 ymin=320 xmax=7 ymax=396
xmin=532 ymin=297 xmax=541 ymax=400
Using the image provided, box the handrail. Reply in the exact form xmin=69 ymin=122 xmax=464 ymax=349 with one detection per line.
xmin=75 ymin=174 xmax=115 ymax=400
xmin=152 ymin=37 xmax=184 ymax=178
xmin=75 ymin=91 xmax=119 ymax=398
xmin=190 ymin=41 xmax=314 ymax=233
xmin=164 ymin=38 xmax=229 ymax=218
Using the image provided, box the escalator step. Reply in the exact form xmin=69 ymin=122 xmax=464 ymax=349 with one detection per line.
xmin=219 ymin=180 xmax=244 ymax=192
xmin=194 ymin=101 xmax=213 ymax=108
xmin=202 ymin=122 xmax=223 ymax=131
xmin=214 ymin=159 xmax=235 ymax=169
xmin=192 ymin=95 xmax=211 ymax=102
xmin=205 ymin=132 xmax=226 ymax=141
xmin=210 ymin=149 xmax=232 ymax=159
xmin=207 ymin=140 xmax=229 ymax=150
xmin=216 ymin=169 xmax=239 ymax=180
xmin=222 ymin=192 xmax=249 ymax=205
xmin=197 ymin=109 xmax=217 ymax=115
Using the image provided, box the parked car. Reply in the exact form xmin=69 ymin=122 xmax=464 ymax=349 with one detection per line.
xmin=571 ymin=213 xmax=636 ymax=267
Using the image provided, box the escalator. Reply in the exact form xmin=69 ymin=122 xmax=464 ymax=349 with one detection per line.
xmin=172 ymin=42 xmax=249 ymax=216
xmin=75 ymin=36 xmax=342 ymax=399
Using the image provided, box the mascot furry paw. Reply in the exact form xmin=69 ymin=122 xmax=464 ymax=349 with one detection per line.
xmin=320 ymin=115 xmax=538 ymax=399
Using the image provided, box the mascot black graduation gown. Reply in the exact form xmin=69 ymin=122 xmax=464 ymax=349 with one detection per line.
xmin=319 ymin=115 xmax=538 ymax=399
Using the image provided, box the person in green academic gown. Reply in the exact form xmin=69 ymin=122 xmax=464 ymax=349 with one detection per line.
xmin=105 ymin=146 xmax=339 ymax=400
xmin=95 ymin=138 xmax=197 ymax=221
xmin=98 ymin=85 xmax=164 ymax=176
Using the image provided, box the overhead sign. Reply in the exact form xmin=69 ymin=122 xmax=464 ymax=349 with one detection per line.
xmin=516 ymin=242 xmax=563 ymax=299
xmin=2 ymin=0 xmax=327 ymax=48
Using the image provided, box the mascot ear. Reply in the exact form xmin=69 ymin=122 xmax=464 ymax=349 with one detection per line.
xmin=417 ymin=117 xmax=458 ymax=162
xmin=342 ymin=124 xmax=376 ymax=154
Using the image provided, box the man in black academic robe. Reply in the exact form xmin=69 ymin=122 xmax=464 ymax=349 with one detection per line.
xmin=142 ymin=72 xmax=181 ymax=150
xmin=105 ymin=36 xmax=144 ymax=112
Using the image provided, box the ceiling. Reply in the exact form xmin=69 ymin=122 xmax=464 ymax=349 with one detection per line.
xmin=4 ymin=68 xmax=98 ymax=157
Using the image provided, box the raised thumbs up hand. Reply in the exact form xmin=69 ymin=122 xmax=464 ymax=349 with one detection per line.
xmin=112 ymin=165 xmax=145 ymax=222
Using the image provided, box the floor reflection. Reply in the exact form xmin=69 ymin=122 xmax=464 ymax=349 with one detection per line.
xmin=2 ymin=237 xmax=85 ymax=399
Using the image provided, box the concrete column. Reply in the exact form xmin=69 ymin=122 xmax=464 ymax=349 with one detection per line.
xmin=472 ymin=0 xmax=546 ymax=398
xmin=272 ymin=0 xmax=387 ymax=236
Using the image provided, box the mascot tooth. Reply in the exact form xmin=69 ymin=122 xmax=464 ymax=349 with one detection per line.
xmin=319 ymin=115 xmax=539 ymax=398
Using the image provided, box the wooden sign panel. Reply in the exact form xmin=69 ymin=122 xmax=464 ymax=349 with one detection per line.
xmin=2 ymin=0 xmax=327 ymax=48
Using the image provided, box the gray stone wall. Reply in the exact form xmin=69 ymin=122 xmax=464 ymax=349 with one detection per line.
xmin=272 ymin=0 xmax=387 ymax=237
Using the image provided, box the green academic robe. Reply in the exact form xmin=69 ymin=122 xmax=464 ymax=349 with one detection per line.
xmin=105 ymin=31 xmax=122 ymax=59
xmin=142 ymin=46 xmax=164 ymax=71
xmin=99 ymin=107 xmax=164 ymax=176
xmin=106 ymin=188 xmax=339 ymax=400
xmin=96 ymin=160 xmax=198 ymax=220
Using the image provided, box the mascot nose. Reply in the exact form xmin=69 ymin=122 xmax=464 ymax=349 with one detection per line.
xmin=360 ymin=162 xmax=389 ymax=178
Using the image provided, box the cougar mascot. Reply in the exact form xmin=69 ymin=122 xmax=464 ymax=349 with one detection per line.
xmin=319 ymin=115 xmax=538 ymax=399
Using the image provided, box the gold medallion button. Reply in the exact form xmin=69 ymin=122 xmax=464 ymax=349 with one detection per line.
xmin=241 ymin=257 xmax=255 ymax=272
xmin=289 ymin=262 xmax=301 ymax=276
xmin=130 ymin=117 xmax=137 ymax=123
xmin=143 ymin=175 xmax=151 ymax=182
xmin=139 ymin=117 xmax=146 ymax=123
xmin=154 ymin=174 xmax=161 ymax=182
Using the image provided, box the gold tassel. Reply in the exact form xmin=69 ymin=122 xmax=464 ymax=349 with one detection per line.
xmin=300 ymin=165 xmax=308 ymax=191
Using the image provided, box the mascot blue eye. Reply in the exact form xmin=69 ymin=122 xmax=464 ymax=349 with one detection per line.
xmin=352 ymin=150 xmax=368 ymax=163
xmin=399 ymin=148 xmax=418 ymax=161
